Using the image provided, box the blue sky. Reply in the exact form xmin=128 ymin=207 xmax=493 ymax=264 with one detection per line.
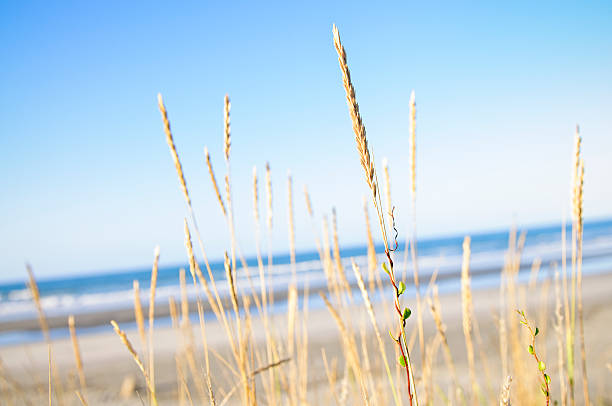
xmin=1 ymin=1 xmax=611 ymax=280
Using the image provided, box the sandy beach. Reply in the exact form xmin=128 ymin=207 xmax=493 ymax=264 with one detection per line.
xmin=1 ymin=271 xmax=611 ymax=405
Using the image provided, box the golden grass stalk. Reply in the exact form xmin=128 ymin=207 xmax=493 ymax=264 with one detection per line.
xmin=218 ymin=358 xmax=291 ymax=406
xmin=332 ymin=25 xmax=377 ymax=203
xmin=351 ymin=260 xmax=401 ymax=406
xmin=169 ymin=296 xmax=179 ymax=328
xmin=422 ymin=335 xmax=441 ymax=405
xmin=303 ymin=184 xmax=313 ymax=218
xmin=184 ymin=219 xmax=237 ymax=360
xmin=178 ymin=268 xmax=189 ymax=327
xmin=321 ymin=215 xmax=340 ymax=302
xmin=319 ymin=291 xmax=370 ymax=403
xmin=221 ymin=98 xmax=257 ymax=306
xmin=287 ymin=172 xmax=297 ymax=282
xmin=409 ymin=90 xmax=416 ymax=201
xmin=499 ymin=376 xmax=512 ymax=406
xmin=252 ymin=167 xmax=280 ymax=406
xmin=575 ymin=159 xmax=589 ymax=406
xmin=554 ymin=268 xmax=568 ymax=406
xmin=499 ymin=251 xmax=509 ymax=379
xmin=253 ymin=167 xmax=269 ymax=313
xmin=321 ymin=349 xmax=340 ymax=406
xmin=504 ymin=228 xmax=529 ymax=401
xmin=471 ymin=295 xmax=495 ymax=399
xmin=571 ymin=126 xmax=581 ymax=222
xmin=176 ymin=356 xmax=194 ymax=406
xmin=528 ymin=257 xmax=542 ymax=291
xmin=538 ymin=274 xmax=551 ymax=361
xmin=567 ymin=126 xmax=582 ymax=406
xmin=225 ymin=252 xmax=240 ymax=323
xmin=197 ymin=302 xmax=216 ymax=406
xmin=110 ymin=320 xmax=157 ymax=406
xmin=287 ymin=285 xmax=298 ymax=406
xmin=363 ymin=198 xmax=378 ymax=294
xmin=298 ymin=285 xmax=310 ymax=402
xmin=404 ymin=89 xmax=425 ymax=379
xmin=560 ymin=225 xmax=574 ymax=402
xmin=158 ymin=94 xmax=224 ymax=322
xmin=332 ymin=208 xmax=352 ymax=300
xmin=75 ymin=391 xmax=88 ymax=406
xmin=148 ymin=245 xmax=160 ymax=399
xmin=427 ymin=285 xmax=459 ymax=404
xmin=332 ymin=24 xmax=416 ymax=403
xmin=158 ymin=93 xmax=191 ymax=208
xmin=224 ymin=95 xmax=231 ymax=162
xmin=205 ymin=146 xmax=227 ymax=217
xmin=382 ymin=157 xmax=392 ymax=221
xmin=178 ymin=268 xmax=208 ymax=403
xmin=47 ymin=344 xmax=51 ymax=406
xmin=224 ymin=174 xmax=238 ymax=288
xmin=223 ymin=253 xmax=252 ymax=405
xmin=68 ymin=316 xmax=86 ymax=392
xmin=133 ymin=280 xmax=146 ymax=352
xmin=411 ymin=253 xmax=425 ymax=378
xmin=27 ymin=265 xmax=64 ymax=406
xmin=264 ymin=162 xmax=276 ymax=312
xmin=265 ymin=162 xmax=273 ymax=231
xmin=0 ymin=358 xmax=17 ymax=406
xmin=27 ymin=265 xmax=49 ymax=342
xmin=303 ymin=184 xmax=328 ymax=283
xmin=358 ymin=326 xmax=378 ymax=405
xmin=254 ymin=166 xmax=261 ymax=223
xmin=460 ymin=236 xmax=478 ymax=403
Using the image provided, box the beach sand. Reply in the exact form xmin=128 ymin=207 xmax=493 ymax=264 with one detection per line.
xmin=1 ymin=272 xmax=611 ymax=405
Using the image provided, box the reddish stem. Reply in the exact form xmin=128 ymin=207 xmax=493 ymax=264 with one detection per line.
xmin=385 ymin=249 xmax=414 ymax=406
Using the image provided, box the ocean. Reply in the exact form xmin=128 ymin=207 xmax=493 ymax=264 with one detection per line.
xmin=1 ymin=218 xmax=611 ymax=346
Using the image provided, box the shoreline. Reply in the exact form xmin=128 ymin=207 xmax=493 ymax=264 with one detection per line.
xmin=2 ymin=249 xmax=612 ymax=334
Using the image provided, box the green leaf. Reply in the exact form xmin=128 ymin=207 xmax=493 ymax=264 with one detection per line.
xmin=535 ymin=327 xmax=539 ymax=336
xmin=403 ymin=307 xmax=411 ymax=320
xmin=382 ymin=263 xmax=390 ymax=275
xmin=398 ymin=281 xmax=406 ymax=295
xmin=538 ymin=361 xmax=546 ymax=371
xmin=528 ymin=345 xmax=534 ymax=354
xmin=398 ymin=355 xmax=407 ymax=367
xmin=544 ymin=374 xmax=551 ymax=384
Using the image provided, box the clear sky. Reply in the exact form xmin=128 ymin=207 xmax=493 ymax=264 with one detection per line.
xmin=1 ymin=1 xmax=611 ymax=281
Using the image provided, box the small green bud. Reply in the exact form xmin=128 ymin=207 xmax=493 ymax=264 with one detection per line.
xmin=398 ymin=281 xmax=406 ymax=295
xmin=544 ymin=373 xmax=551 ymax=384
xmin=528 ymin=345 xmax=534 ymax=354
xmin=398 ymin=355 xmax=407 ymax=367
xmin=382 ymin=263 xmax=390 ymax=275
xmin=538 ymin=361 xmax=546 ymax=371
xmin=535 ymin=327 xmax=539 ymax=336
xmin=403 ymin=307 xmax=411 ymax=320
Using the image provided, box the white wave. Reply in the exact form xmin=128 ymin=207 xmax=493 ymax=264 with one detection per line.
xmin=1 ymin=234 xmax=611 ymax=321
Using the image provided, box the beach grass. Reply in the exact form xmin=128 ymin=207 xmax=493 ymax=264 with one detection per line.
xmin=4 ymin=24 xmax=604 ymax=406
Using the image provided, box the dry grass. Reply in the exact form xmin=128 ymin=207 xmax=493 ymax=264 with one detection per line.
xmin=67 ymin=316 xmax=86 ymax=394
xmin=6 ymin=23 xmax=605 ymax=406
xmin=110 ymin=320 xmax=157 ymax=406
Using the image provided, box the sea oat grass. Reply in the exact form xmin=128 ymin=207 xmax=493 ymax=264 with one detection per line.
xmin=68 ymin=316 xmax=86 ymax=393
xmin=110 ymin=320 xmax=157 ymax=406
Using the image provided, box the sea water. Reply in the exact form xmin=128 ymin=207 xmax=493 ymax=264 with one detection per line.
xmin=1 ymin=218 xmax=611 ymax=346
